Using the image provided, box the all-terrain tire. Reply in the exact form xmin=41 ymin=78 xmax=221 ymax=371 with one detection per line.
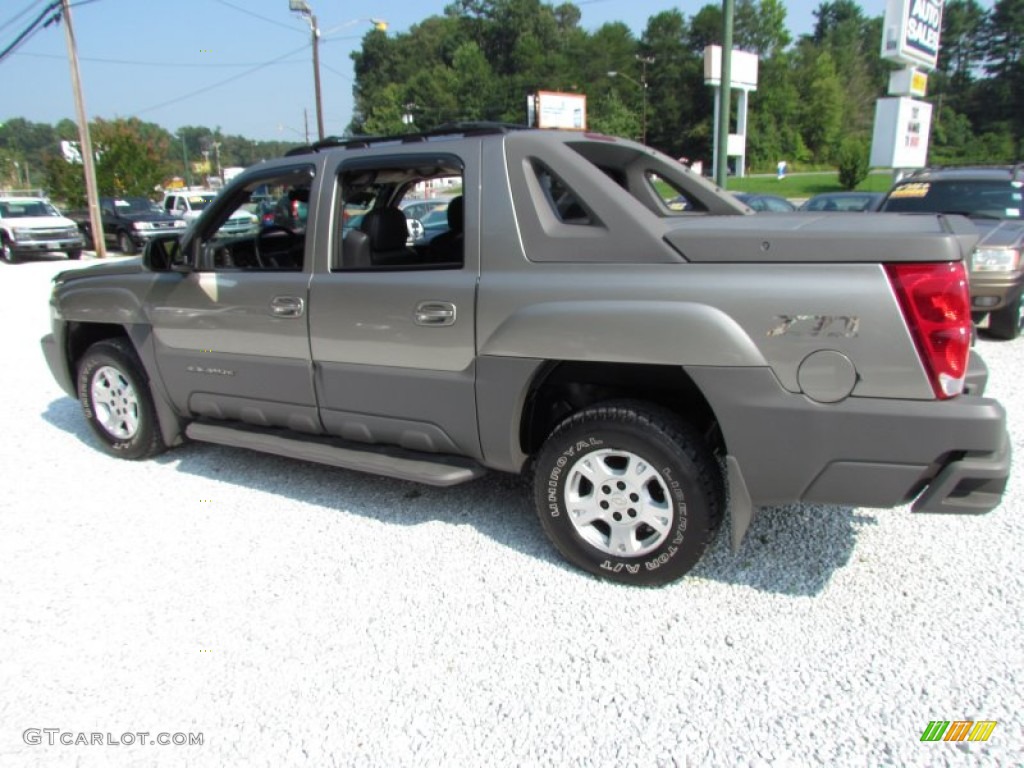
xmin=987 ymin=293 xmax=1023 ymax=341
xmin=118 ymin=231 xmax=137 ymax=255
xmin=77 ymin=338 xmax=166 ymax=460
xmin=533 ymin=400 xmax=723 ymax=586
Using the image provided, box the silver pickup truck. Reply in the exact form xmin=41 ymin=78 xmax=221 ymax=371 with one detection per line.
xmin=40 ymin=125 xmax=1011 ymax=586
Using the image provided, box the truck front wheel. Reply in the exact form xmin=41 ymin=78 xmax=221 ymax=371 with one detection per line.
xmin=118 ymin=231 xmax=137 ymax=255
xmin=77 ymin=338 xmax=166 ymax=460
xmin=987 ymin=293 xmax=1023 ymax=340
xmin=533 ymin=401 xmax=723 ymax=586
xmin=1 ymin=235 xmax=17 ymax=263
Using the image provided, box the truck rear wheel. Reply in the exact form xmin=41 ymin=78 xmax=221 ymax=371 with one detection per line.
xmin=77 ymin=338 xmax=166 ymax=460
xmin=533 ymin=401 xmax=723 ymax=586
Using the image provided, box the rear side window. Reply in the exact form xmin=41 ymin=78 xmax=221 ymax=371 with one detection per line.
xmin=532 ymin=161 xmax=596 ymax=225
xmin=883 ymin=180 xmax=1022 ymax=220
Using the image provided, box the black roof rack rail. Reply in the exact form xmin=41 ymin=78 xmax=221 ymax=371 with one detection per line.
xmin=282 ymin=122 xmax=529 ymax=156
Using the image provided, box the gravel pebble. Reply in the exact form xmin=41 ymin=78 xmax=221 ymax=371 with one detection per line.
xmin=1 ymin=255 xmax=1021 ymax=767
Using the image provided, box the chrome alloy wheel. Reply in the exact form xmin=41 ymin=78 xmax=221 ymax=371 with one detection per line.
xmin=90 ymin=365 xmax=140 ymax=440
xmin=564 ymin=449 xmax=674 ymax=557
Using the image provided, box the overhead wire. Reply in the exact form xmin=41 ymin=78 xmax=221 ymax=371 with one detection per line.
xmin=0 ymin=0 xmax=46 ymax=35
xmin=14 ymin=50 xmax=310 ymax=68
xmin=212 ymin=0 xmax=306 ymax=35
xmin=0 ymin=0 xmax=60 ymax=65
xmin=133 ymin=42 xmax=311 ymax=116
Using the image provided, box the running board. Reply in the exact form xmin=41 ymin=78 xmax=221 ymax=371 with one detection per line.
xmin=185 ymin=422 xmax=487 ymax=487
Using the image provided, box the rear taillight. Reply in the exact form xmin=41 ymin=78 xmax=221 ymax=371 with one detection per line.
xmin=885 ymin=262 xmax=971 ymax=399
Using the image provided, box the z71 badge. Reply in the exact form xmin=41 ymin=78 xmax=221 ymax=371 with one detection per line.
xmin=767 ymin=315 xmax=860 ymax=338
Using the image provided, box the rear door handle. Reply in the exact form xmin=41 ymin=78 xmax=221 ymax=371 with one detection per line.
xmin=270 ymin=296 xmax=304 ymax=317
xmin=415 ymin=301 xmax=456 ymax=326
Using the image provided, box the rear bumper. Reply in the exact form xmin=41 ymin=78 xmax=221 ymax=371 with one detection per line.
xmin=687 ymin=364 xmax=1010 ymax=515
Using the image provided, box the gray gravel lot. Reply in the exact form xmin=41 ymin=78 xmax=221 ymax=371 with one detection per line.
xmin=1 ymin=254 xmax=1021 ymax=767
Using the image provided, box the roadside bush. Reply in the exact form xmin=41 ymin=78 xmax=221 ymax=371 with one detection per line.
xmin=837 ymin=138 xmax=870 ymax=190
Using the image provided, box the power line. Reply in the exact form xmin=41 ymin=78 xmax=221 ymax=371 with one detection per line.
xmin=213 ymin=0 xmax=306 ymax=35
xmin=0 ymin=0 xmax=60 ymax=64
xmin=14 ymin=50 xmax=309 ymax=68
xmin=134 ymin=42 xmax=311 ymax=116
xmin=0 ymin=0 xmax=45 ymax=35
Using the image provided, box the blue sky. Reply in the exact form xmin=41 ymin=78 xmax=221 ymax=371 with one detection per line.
xmin=2 ymin=0 xmax=892 ymax=140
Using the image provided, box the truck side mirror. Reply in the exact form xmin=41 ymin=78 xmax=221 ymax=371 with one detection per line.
xmin=144 ymin=235 xmax=191 ymax=273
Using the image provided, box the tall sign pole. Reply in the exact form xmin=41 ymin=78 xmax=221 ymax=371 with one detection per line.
xmin=715 ymin=0 xmax=734 ymax=188
xmin=60 ymin=0 xmax=105 ymax=257
xmin=60 ymin=0 xmax=104 ymax=259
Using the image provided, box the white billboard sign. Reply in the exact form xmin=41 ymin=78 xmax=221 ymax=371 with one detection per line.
xmin=703 ymin=46 xmax=759 ymax=89
xmin=881 ymin=0 xmax=943 ymax=71
xmin=870 ymin=97 xmax=933 ymax=168
xmin=531 ymin=91 xmax=587 ymax=130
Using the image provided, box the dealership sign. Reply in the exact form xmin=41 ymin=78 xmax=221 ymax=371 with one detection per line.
xmin=881 ymin=0 xmax=944 ymax=70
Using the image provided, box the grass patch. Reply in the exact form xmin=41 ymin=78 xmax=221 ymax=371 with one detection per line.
xmin=725 ymin=170 xmax=894 ymax=196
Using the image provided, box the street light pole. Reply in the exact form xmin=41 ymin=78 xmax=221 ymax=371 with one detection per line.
xmin=289 ymin=1 xmax=324 ymax=142
xmin=310 ymin=13 xmax=324 ymax=142
xmin=636 ymin=55 xmax=654 ymax=146
xmin=607 ymin=70 xmax=651 ymax=146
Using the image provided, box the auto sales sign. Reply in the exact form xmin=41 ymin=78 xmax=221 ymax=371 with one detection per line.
xmin=881 ymin=0 xmax=943 ymax=71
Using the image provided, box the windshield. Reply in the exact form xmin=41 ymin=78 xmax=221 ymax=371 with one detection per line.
xmin=115 ymin=198 xmax=162 ymax=214
xmin=882 ymin=180 xmax=1022 ymax=220
xmin=0 ymin=200 xmax=60 ymax=218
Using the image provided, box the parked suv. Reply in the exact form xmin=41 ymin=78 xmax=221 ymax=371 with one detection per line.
xmin=0 ymin=197 xmax=84 ymax=262
xmin=878 ymin=165 xmax=1024 ymax=339
xmin=41 ymin=126 xmax=1010 ymax=586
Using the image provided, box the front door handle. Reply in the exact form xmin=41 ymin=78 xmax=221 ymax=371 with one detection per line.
xmin=270 ymin=296 xmax=304 ymax=318
xmin=415 ymin=301 xmax=456 ymax=326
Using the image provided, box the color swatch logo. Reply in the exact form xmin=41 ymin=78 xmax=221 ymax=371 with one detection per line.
xmin=920 ymin=721 xmax=997 ymax=742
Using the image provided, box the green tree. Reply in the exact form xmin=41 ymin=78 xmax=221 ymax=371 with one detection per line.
xmin=836 ymin=136 xmax=869 ymax=188
xmin=796 ymin=49 xmax=845 ymax=162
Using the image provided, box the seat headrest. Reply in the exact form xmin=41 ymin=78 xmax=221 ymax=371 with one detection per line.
xmin=447 ymin=196 xmax=464 ymax=233
xmin=360 ymin=208 xmax=409 ymax=251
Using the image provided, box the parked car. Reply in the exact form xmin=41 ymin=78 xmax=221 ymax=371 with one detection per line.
xmin=418 ymin=205 xmax=452 ymax=241
xmin=732 ymin=192 xmax=797 ymax=212
xmin=399 ymin=199 xmax=449 ymax=222
xmin=799 ymin=192 xmax=884 ymax=212
xmin=41 ymin=125 xmax=1010 ymax=586
xmin=271 ymin=191 xmax=309 ymax=232
xmin=69 ymin=196 xmax=186 ymax=255
xmin=877 ymin=165 xmax=1024 ymax=339
xmin=163 ymin=190 xmax=258 ymax=237
xmin=0 ymin=196 xmax=84 ymax=262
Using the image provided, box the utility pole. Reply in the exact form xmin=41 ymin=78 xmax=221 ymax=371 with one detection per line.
xmin=180 ymin=133 xmax=192 ymax=187
xmin=303 ymin=108 xmax=310 ymax=144
xmin=715 ymin=0 xmax=735 ymax=189
xmin=60 ymin=0 xmax=105 ymax=257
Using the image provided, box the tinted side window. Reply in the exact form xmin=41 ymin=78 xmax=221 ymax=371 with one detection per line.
xmin=533 ymin=161 xmax=595 ymax=225
xmin=334 ymin=158 xmax=465 ymax=271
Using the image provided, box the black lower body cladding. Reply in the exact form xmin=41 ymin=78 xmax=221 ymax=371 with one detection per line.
xmin=686 ymin=366 xmax=1010 ymax=515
